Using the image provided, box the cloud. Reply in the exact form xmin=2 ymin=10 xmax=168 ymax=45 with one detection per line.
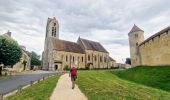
xmin=0 ymin=0 xmax=170 ymax=62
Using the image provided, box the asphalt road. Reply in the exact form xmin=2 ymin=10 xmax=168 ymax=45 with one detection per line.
xmin=0 ymin=71 xmax=60 ymax=94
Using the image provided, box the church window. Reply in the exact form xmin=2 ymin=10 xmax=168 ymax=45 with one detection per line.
xmin=54 ymin=23 xmax=56 ymax=26
xmin=73 ymin=56 xmax=74 ymax=62
xmin=100 ymin=56 xmax=102 ymax=62
xmin=54 ymin=27 xmax=56 ymax=37
xmin=94 ymin=55 xmax=97 ymax=61
xmin=135 ymin=34 xmax=138 ymax=38
xmin=66 ymin=55 xmax=68 ymax=62
xmin=52 ymin=27 xmax=54 ymax=36
xmin=88 ymin=55 xmax=90 ymax=61
xmin=82 ymin=57 xmax=83 ymax=62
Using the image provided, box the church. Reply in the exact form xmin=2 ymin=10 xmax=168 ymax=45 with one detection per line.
xmin=42 ymin=17 xmax=116 ymax=70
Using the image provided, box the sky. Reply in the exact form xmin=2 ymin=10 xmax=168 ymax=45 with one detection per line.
xmin=0 ymin=0 xmax=170 ymax=63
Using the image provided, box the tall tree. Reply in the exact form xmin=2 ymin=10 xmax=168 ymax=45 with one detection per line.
xmin=125 ymin=58 xmax=131 ymax=65
xmin=30 ymin=51 xmax=41 ymax=69
xmin=0 ymin=35 xmax=22 ymax=75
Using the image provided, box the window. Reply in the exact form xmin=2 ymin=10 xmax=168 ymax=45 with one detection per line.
xmin=94 ymin=55 xmax=97 ymax=61
xmin=52 ymin=27 xmax=54 ymax=36
xmin=82 ymin=57 xmax=83 ymax=62
xmin=104 ymin=57 xmax=106 ymax=62
xmin=54 ymin=23 xmax=56 ymax=26
xmin=66 ymin=55 xmax=68 ymax=62
xmin=136 ymin=42 xmax=138 ymax=46
xmin=100 ymin=56 xmax=102 ymax=62
xmin=54 ymin=27 xmax=56 ymax=37
xmin=135 ymin=34 xmax=138 ymax=38
xmin=73 ymin=56 xmax=74 ymax=62
xmin=88 ymin=55 xmax=90 ymax=61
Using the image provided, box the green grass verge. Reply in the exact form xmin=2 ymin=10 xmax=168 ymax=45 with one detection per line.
xmin=113 ymin=66 xmax=170 ymax=92
xmin=5 ymin=75 xmax=60 ymax=100
xmin=77 ymin=70 xmax=170 ymax=100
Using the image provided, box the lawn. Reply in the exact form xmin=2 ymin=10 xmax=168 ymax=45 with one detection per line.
xmin=5 ymin=75 xmax=60 ymax=100
xmin=77 ymin=70 xmax=170 ymax=100
xmin=113 ymin=66 xmax=170 ymax=92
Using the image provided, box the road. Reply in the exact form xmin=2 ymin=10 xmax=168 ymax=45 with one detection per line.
xmin=0 ymin=71 xmax=61 ymax=94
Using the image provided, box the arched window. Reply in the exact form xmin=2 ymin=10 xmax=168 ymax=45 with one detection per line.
xmin=88 ymin=55 xmax=90 ymax=61
xmin=82 ymin=57 xmax=83 ymax=62
xmin=94 ymin=55 xmax=97 ymax=61
xmin=66 ymin=55 xmax=68 ymax=62
xmin=100 ymin=56 xmax=102 ymax=62
xmin=73 ymin=56 xmax=74 ymax=62
xmin=52 ymin=27 xmax=54 ymax=36
xmin=135 ymin=34 xmax=138 ymax=38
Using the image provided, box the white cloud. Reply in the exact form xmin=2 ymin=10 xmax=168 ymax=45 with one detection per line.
xmin=0 ymin=0 xmax=170 ymax=63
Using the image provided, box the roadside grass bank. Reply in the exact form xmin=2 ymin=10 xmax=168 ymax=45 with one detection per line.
xmin=5 ymin=75 xmax=61 ymax=100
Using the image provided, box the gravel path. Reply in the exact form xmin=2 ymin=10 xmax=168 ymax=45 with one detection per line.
xmin=50 ymin=73 xmax=87 ymax=100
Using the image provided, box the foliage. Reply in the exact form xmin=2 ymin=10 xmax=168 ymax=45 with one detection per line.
xmin=30 ymin=51 xmax=41 ymax=66
xmin=77 ymin=70 xmax=170 ymax=100
xmin=125 ymin=58 xmax=131 ymax=65
xmin=0 ymin=35 xmax=22 ymax=66
xmin=113 ymin=66 xmax=170 ymax=92
xmin=6 ymin=75 xmax=60 ymax=100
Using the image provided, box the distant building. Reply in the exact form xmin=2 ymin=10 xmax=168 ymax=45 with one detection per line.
xmin=3 ymin=31 xmax=31 ymax=72
xmin=128 ymin=24 xmax=170 ymax=67
xmin=42 ymin=17 xmax=116 ymax=70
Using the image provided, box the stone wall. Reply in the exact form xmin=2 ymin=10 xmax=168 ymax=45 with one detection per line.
xmin=139 ymin=30 xmax=170 ymax=66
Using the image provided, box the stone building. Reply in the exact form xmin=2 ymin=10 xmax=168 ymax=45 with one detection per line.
xmin=3 ymin=31 xmax=31 ymax=72
xmin=128 ymin=24 xmax=170 ymax=67
xmin=42 ymin=17 xmax=116 ymax=70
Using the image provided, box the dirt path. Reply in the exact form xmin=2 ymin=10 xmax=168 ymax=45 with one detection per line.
xmin=50 ymin=73 xmax=88 ymax=100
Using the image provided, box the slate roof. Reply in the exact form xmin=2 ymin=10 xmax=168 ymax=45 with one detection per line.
xmin=139 ymin=26 xmax=170 ymax=46
xmin=128 ymin=24 xmax=144 ymax=35
xmin=78 ymin=38 xmax=108 ymax=53
xmin=109 ymin=56 xmax=116 ymax=62
xmin=51 ymin=38 xmax=85 ymax=54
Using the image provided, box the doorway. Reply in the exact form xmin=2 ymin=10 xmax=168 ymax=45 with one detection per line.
xmin=55 ymin=65 xmax=58 ymax=70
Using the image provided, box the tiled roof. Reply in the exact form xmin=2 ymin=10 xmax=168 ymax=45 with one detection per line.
xmin=78 ymin=38 xmax=108 ymax=53
xmin=128 ymin=24 xmax=144 ymax=35
xmin=139 ymin=26 xmax=170 ymax=46
xmin=51 ymin=38 xmax=85 ymax=54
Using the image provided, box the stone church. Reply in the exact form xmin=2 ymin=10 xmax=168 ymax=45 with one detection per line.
xmin=129 ymin=24 xmax=170 ymax=67
xmin=42 ymin=17 xmax=116 ymax=70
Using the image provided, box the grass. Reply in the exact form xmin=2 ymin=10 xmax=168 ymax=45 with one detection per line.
xmin=5 ymin=75 xmax=60 ymax=100
xmin=113 ymin=66 xmax=170 ymax=92
xmin=77 ymin=70 xmax=170 ymax=100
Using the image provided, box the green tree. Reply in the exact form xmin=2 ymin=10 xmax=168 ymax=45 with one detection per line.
xmin=0 ymin=35 xmax=22 ymax=75
xmin=30 ymin=51 xmax=41 ymax=69
xmin=125 ymin=58 xmax=131 ymax=65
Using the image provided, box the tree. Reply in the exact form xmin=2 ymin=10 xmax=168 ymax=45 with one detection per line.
xmin=30 ymin=51 xmax=41 ymax=69
xmin=125 ymin=58 xmax=131 ymax=65
xmin=0 ymin=35 xmax=22 ymax=75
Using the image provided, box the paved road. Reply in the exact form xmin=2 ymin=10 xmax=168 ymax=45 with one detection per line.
xmin=0 ymin=71 xmax=60 ymax=94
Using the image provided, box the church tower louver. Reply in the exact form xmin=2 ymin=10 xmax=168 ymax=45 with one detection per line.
xmin=42 ymin=17 xmax=59 ymax=70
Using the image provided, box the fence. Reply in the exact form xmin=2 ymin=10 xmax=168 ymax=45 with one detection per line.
xmin=0 ymin=71 xmax=66 ymax=100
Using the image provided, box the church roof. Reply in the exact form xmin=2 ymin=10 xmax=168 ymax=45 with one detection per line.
xmin=139 ymin=26 xmax=170 ymax=46
xmin=109 ymin=56 xmax=116 ymax=62
xmin=78 ymin=38 xmax=108 ymax=53
xmin=128 ymin=24 xmax=144 ymax=35
xmin=51 ymin=38 xmax=85 ymax=54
